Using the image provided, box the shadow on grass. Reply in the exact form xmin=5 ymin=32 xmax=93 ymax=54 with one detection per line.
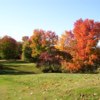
xmin=0 ymin=66 xmax=35 ymax=75
xmin=0 ymin=60 xmax=37 ymax=75
xmin=0 ymin=60 xmax=29 ymax=64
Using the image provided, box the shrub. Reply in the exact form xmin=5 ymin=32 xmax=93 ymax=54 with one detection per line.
xmin=36 ymin=47 xmax=72 ymax=72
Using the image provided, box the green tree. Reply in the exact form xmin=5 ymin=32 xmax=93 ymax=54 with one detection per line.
xmin=22 ymin=36 xmax=33 ymax=61
xmin=22 ymin=41 xmax=33 ymax=61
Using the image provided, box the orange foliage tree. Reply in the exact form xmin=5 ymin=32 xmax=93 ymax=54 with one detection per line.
xmin=70 ymin=19 xmax=100 ymax=72
xmin=30 ymin=29 xmax=58 ymax=58
xmin=56 ymin=31 xmax=79 ymax=72
xmin=56 ymin=31 xmax=76 ymax=57
xmin=58 ymin=19 xmax=100 ymax=72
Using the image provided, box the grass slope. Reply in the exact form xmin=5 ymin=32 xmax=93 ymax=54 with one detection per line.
xmin=0 ymin=61 xmax=100 ymax=100
xmin=0 ymin=60 xmax=41 ymax=74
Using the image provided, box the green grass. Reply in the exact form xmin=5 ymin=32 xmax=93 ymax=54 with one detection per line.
xmin=0 ymin=60 xmax=42 ymax=74
xmin=0 ymin=60 xmax=100 ymax=100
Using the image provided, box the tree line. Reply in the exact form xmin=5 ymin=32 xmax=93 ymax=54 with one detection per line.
xmin=0 ymin=19 xmax=100 ymax=73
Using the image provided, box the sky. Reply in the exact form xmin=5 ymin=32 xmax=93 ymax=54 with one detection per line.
xmin=0 ymin=0 xmax=100 ymax=42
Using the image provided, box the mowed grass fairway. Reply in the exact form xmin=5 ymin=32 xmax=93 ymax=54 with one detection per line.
xmin=0 ymin=61 xmax=100 ymax=100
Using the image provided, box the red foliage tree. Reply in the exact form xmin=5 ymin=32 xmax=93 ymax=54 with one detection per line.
xmin=37 ymin=46 xmax=72 ymax=72
xmin=0 ymin=36 xmax=17 ymax=59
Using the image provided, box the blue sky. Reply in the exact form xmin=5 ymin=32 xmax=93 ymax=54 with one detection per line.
xmin=0 ymin=0 xmax=100 ymax=41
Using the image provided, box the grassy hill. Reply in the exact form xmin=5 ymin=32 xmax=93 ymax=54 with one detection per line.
xmin=0 ymin=60 xmax=100 ymax=100
xmin=0 ymin=60 xmax=42 ymax=74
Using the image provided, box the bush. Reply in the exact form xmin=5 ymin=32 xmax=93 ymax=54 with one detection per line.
xmin=36 ymin=47 xmax=72 ymax=73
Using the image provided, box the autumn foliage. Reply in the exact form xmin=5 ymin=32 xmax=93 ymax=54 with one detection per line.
xmin=30 ymin=29 xmax=58 ymax=57
xmin=37 ymin=46 xmax=72 ymax=72
xmin=60 ymin=19 xmax=100 ymax=72
xmin=0 ymin=36 xmax=18 ymax=59
xmin=0 ymin=18 xmax=100 ymax=73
